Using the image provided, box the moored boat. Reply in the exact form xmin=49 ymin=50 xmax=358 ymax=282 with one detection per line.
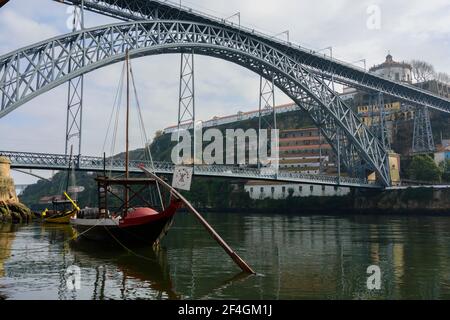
xmin=44 ymin=210 xmax=77 ymax=224
xmin=42 ymin=193 xmax=80 ymax=224
xmin=70 ymin=50 xmax=183 ymax=247
xmin=70 ymin=177 xmax=183 ymax=246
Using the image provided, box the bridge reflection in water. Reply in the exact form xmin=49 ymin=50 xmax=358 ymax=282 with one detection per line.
xmin=1 ymin=213 xmax=450 ymax=300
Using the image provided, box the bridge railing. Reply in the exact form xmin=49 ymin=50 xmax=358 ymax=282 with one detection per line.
xmin=1 ymin=150 xmax=376 ymax=188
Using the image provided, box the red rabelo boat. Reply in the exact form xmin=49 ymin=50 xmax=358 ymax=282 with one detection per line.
xmin=70 ymin=50 xmax=182 ymax=246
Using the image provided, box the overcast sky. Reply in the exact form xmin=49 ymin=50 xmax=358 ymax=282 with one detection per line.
xmin=1 ymin=0 xmax=449 ymax=184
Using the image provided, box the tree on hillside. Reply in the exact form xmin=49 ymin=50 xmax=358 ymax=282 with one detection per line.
xmin=410 ymin=60 xmax=435 ymax=83
xmin=440 ymin=159 xmax=450 ymax=182
xmin=407 ymin=155 xmax=442 ymax=182
xmin=436 ymin=72 xmax=450 ymax=84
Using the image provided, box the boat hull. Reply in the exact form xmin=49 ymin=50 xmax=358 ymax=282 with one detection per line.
xmin=71 ymin=200 xmax=182 ymax=247
xmin=44 ymin=210 xmax=77 ymax=224
xmin=72 ymin=216 xmax=174 ymax=246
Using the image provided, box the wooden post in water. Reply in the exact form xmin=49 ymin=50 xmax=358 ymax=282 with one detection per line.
xmin=139 ymin=165 xmax=256 ymax=275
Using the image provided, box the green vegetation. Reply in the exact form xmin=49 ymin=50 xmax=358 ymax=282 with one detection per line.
xmin=20 ymin=171 xmax=98 ymax=210
xmin=440 ymin=160 xmax=450 ymax=183
xmin=401 ymin=187 xmax=434 ymax=203
xmin=407 ymin=155 xmax=442 ymax=183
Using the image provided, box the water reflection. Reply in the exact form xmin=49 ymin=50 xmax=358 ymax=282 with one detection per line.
xmin=69 ymin=241 xmax=180 ymax=300
xmin=0 ymin=213 xmax=450 ymax=299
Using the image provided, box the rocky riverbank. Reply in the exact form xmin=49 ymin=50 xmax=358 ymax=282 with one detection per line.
xmin=0 ymin=201 xmax=32 ymax=223
xmin=353 ymin=187 xmax=450 ymax=214
xmin=0 ymin=157 xmax=32 ymax=223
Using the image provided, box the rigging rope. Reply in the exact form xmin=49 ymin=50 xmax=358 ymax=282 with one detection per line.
xmin=129 ymin=63 xmax=165 ymax=209
xmin=102 ymin=63 xmax=126 ymax=155
xmin=102 ymin=226 xmax=157 ymax=262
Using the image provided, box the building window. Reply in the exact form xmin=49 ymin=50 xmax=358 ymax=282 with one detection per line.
xmin=310 ymin=186 xmax=314 ymax=192
xmin=260 ymin=187 xmax=264 ymax=193
xmin=271 ymin=187 xmax=275 ymax=194
xmin=395 ymin=73 xmax=400 ymax=81
xmin=250 ymin=187 xmax=253 ymax=193
xmin=282 ymin=187 xmax=286 ymax=193
xmin=299 ymin=186 xmax=303 ymax=192
xmin=322 ymin=185 xmax=326 ymax=192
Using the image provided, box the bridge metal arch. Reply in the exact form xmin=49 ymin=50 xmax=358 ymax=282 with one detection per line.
xmin=0 ymin=20 xmax=391 ymax=186
xmin=56 ymin=0 xmax=450 ymax=115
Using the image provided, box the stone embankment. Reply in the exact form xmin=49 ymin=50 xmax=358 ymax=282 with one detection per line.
xmin=0 ymin=157 xmax=32 ymax=223
xmin=354 ymin=186 xmax=450 ymax=214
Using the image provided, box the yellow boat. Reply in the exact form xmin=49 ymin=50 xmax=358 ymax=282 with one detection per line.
xmin=42 ymin=192 xmax=80 ymax=225
xmin=44 ymin=210 xmax=77 ymax=224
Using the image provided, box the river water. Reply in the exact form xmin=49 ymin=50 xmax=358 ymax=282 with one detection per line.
xmin=1 ymin=212 xmax=450 ymax=300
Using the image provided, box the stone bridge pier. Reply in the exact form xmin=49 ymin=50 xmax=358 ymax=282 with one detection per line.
xmin=0 ymin=156 xmax=17 ymax=203
xmin=0 ymin=156 xmax=31 ymax=223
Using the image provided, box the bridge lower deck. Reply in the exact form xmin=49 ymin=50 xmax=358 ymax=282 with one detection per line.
xmin=1 ymin=151 xmax=382 ymax=189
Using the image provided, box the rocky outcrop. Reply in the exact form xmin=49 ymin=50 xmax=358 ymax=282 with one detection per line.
xmin=0 ymin=201 xmax=32 ymax=223
xmin=0 ymin=157 xmax=32 ymax=223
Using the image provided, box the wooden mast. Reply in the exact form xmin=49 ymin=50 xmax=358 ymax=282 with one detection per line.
xmin=124 ymin=49 xmax=130 ymax=214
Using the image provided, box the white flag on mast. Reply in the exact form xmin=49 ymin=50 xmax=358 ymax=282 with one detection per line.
xmin=172 ymin=166 xmax=193 ymax=191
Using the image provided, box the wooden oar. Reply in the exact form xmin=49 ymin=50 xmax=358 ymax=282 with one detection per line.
xmin=139 ymin=165 xmax=256 ymax=274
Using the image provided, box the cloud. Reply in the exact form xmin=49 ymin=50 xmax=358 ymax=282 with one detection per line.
xmin=0 ymin=8 xmax=60 ymax=53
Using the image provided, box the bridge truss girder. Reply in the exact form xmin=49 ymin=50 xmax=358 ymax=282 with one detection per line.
xmin=0 ymin=150 xmax=381 ymax=189
xmin=0 ymin=20 xmax=391 ymax=186
xmin=412 ymin=106 xmax=435 ymax=154
xmin=65 ymin=1 xmax=85 ymax=156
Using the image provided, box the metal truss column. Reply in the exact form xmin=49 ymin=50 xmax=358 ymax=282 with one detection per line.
xmin=377 ymin=93 xmax=391 ymax=151
xmin=368 ymin=93 xmax=390 ymax=152
xmin=258 ymin=76 xmax=277 ymax=168
xmin=65 ymin=1 xmax=85 ymax=156
xmin=178 ymin=52 xmax=196 ymax=162
xmin=412 ymin=106 xmax=435 ymax=154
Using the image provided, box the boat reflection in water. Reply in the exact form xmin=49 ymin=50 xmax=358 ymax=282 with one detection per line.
xmin=69 ymin=239 xmax=180 ymax=300
xmin=0 ymin=224 xmax=18 ymax=300
xmin=3 ymin=213 xmax=450 ymax=299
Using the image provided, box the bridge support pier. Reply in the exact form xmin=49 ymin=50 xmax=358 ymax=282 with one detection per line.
xmin=368 ymin=93 xmax=391 ymax=152
xmin=412 ymin=106 xmax=435 ymax=154
xmin=65 ymin=76 xmax=84 ymax=155
xmin=178 ymin=52 xmax=196 ymax=163
xmin=258 ymin=76 xmax=277 ymax=169
xmin=65 ymin=2 xmax=85 ymax=156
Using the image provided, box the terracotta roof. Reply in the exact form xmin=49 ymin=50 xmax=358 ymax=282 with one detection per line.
xmin=279 ymin=145 xmax=333 ymax=151
xmin=281 ymin=128 xmax=319 ymax=133
xmin=279 ymin=136 xmax=322 ymax=143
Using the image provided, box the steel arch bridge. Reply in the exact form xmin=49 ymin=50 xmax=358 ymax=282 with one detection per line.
xmin=56 ymin=0 xmax=450 ymax=115
xmin=0 ymin=19 xmax=392 ymax=186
